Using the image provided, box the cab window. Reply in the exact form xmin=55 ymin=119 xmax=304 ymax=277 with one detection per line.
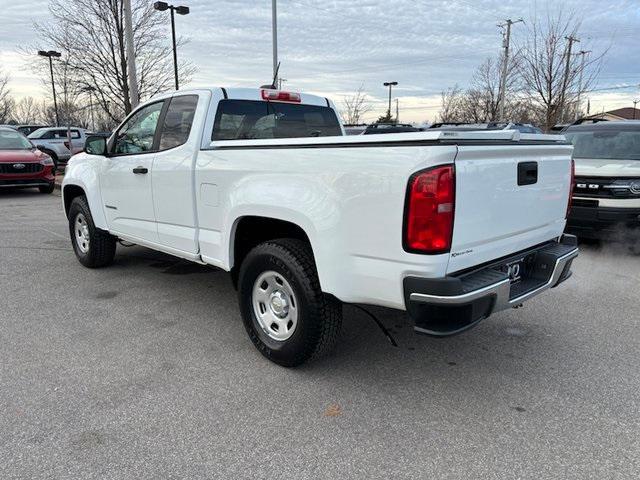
xmin=113 ymin=101 xmax=164 ymax=155
xmin=158 ymin=95 xmax=198 ymax=150
xmin=212 ymin=100 xmax=342 ymax=140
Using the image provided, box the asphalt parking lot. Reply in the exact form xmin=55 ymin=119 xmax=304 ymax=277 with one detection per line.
xmin=2 ymin=189 xmax=639 ymax=479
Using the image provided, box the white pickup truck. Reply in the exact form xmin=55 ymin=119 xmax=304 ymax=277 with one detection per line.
xmin=62 ymin=87 xmax=578 ymax=366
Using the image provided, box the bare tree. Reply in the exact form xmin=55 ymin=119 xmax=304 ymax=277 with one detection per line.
xmin=341 ymin=85 xmax=373 ymax=124
xmin=437 ymin=85 xmax=464 ymax=123
xmin=32 ymin=0 xmax=195 ymax=125
xmin=0 ymin=71 xmax=14 ymax=123
xmin=517 ymin=11 xmax=602 ymax=129
xmin=13 ymin=97 xmax=42 ymax=124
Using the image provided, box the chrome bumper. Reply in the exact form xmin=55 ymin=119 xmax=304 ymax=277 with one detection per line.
xmin=409 ymin=246 xmax=578 ymax=313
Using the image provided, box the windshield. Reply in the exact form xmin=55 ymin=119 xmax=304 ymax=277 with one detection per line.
xmin=564 ymin=129 xmax=640 ymax=160
xmin=27 ymin=128 xmax=48 ymax=139
xmin=0 ymin=129 xmax=33 ymax=150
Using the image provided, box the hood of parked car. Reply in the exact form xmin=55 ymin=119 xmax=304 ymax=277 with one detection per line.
xmin=574 ymin=158 xmax=640 ymax=177
xmin=0 ymin=149 xmax=46 ymax=163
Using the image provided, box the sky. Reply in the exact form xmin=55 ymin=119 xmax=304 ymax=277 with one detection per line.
xmin=0 ymin=0 xmax=639 ymax=123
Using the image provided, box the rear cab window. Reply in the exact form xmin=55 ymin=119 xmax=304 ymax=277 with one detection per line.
xmin=212 ymin=100 xmax=342 ymax=141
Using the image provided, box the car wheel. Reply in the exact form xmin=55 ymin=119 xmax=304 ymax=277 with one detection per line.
xmin=68 ymin=196 xmax=116 ymax=268
xmin=39 ymin=183 xmax=55 ymax=194
xmin=238 ymin=239 xmax=342 ymax=367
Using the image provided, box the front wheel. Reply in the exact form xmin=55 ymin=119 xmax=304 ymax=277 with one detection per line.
xmin=39 ymin=183 xmax=55 ymax=194
xmin=68 ymin=196 xmax=116 ymax=268
xmin=238 ymin=239 xmax=342 ymax=367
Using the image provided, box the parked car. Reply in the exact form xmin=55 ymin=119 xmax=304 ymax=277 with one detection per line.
xmin=28 ymin=127 xmax=88 ymax=168
xmin=563 ymin=121 xmax=640 ymax=239
xmin=364 ymin=123 xmax=423 ymax=134
xmin=429 ymin=122 xmax=543 ymax=134
xmin=343 ymin=124 xmax=367 ymax=135
xmin=62 ymin=87 xmax=577 ymax=366
xmin=16 ymin=125 xmax=50 ymax=136
xmin=0 ymin=127 xmax=56 ymax=193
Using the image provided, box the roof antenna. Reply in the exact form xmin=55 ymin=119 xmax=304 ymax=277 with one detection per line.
xmin=261 ymin=61 xmax=280 ymax=90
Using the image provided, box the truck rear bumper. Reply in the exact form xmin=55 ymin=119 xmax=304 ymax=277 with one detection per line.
xmin=403 ymin=235 xmax=578 ymax=336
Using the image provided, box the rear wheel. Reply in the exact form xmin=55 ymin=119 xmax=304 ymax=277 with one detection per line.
xmin=238 ymin=239 xmax=342 ymax=367
xmin=68 ymin=196 xmax=116 ymax=268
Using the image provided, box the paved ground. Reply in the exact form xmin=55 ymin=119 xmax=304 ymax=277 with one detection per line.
xmin=1 ymin=189 xmax=639 ymax=479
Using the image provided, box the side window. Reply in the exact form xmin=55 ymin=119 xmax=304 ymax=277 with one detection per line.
xmin=70 ymin=130 xmax=81 ymax=139
xmin=113 ymin=101 xmax=164 ymax=154
xmin=158 ymin=95 xmax=198 ymax=150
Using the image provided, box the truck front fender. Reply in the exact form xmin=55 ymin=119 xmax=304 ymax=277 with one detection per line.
xmin=62 ymin=154 xmax=108 ymax=230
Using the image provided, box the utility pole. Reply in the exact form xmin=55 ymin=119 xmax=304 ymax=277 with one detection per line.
xmin=272 ymin=0 xmax=278 ymax=86
xmin=497 ymin=18 xmax=523 ymax=122
xmin=634 ymin=99 xmax=639 ymax=120
xmin=123 ymin=0 xmax=139 ymax=109
xmin=575 ymin=50 xmax=591 ymax=120
xmin=395 ymin=98 xmax=399 ymax=123
xmin=278 ymin=78 xmax=287 ymax=90
xmin=559 ymin=34 xmax=580 ymax=123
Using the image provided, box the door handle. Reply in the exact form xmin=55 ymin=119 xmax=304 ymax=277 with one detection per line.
xmin=517 ymin=161 xmax=538 ymax=186
xmin=132 ymin=166 xmax=148 ymax=174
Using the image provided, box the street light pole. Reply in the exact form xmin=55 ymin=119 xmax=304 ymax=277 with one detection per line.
xmin=272 ymin=0 xmax=278 ymax=86
xmin=154 ymin=2 xmax=190 ymax=91
xmin=82 ymin=86 xmax=97 ymax=131
xmin=170 ymin=7 xmax=178 ymax=90
xmin=634 ymin=100 xmax=639 ymax=120
xmin=383 ymin=81 xmax=398 ymax=121
xmin=38 ymin=50 xmax=62 ymax=127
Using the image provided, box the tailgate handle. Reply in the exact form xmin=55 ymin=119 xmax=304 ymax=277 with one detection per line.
xmin=517 ymin=161 xmax=538 ymax=186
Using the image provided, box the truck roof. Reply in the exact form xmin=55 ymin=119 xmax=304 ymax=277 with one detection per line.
xmin=153 ymin=87 xmax=331 ymax=107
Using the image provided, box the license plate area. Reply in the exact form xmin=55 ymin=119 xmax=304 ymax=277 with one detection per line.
xmin=494 ymin=251 xmax=553 ymax=300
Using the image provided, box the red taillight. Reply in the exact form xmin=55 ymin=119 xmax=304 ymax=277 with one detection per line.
xmin=404 ymin=165 xmax=455 ymax=254
xmin=566 ymin=158 xmax=575 ymax=218
xmin=261 ymin=89 xmax=301 ymax=103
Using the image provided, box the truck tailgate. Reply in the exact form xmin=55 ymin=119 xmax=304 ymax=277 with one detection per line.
xmin=448 ymin=141 xmax=573 ymax=273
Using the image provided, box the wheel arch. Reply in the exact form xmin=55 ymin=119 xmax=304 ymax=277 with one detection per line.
xmin=229 ymin=215 xmax=317 ymax=286
xmin=62 ymin=180 xmax=108 ymax=230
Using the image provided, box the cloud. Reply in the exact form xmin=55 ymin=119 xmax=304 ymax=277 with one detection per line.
xmin=1 ymin=0 xmax=639 ymax=122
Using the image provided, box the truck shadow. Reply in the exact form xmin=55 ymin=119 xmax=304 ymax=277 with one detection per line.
xmin=107 ymin=245 xmax=566 ymax=392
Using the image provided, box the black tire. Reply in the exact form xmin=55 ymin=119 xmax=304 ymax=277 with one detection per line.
xmin=238 ymin=239 xmax=342 ymax=367
xmin=68 ymin=195 xmax=116 ymax=268
xmin=39 ymin=183 xmax=55 ymax=194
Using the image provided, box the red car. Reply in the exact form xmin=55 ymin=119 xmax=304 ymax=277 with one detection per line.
xmin=0 ymin=127 xmax=55 ymax=194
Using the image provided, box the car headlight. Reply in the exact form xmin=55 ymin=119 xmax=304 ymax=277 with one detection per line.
xmin=40 ymin=156 xmax=54 ymax=166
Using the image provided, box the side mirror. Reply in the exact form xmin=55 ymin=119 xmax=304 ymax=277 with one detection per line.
xmin=84 ymin=135 xmax=108 ymax=156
